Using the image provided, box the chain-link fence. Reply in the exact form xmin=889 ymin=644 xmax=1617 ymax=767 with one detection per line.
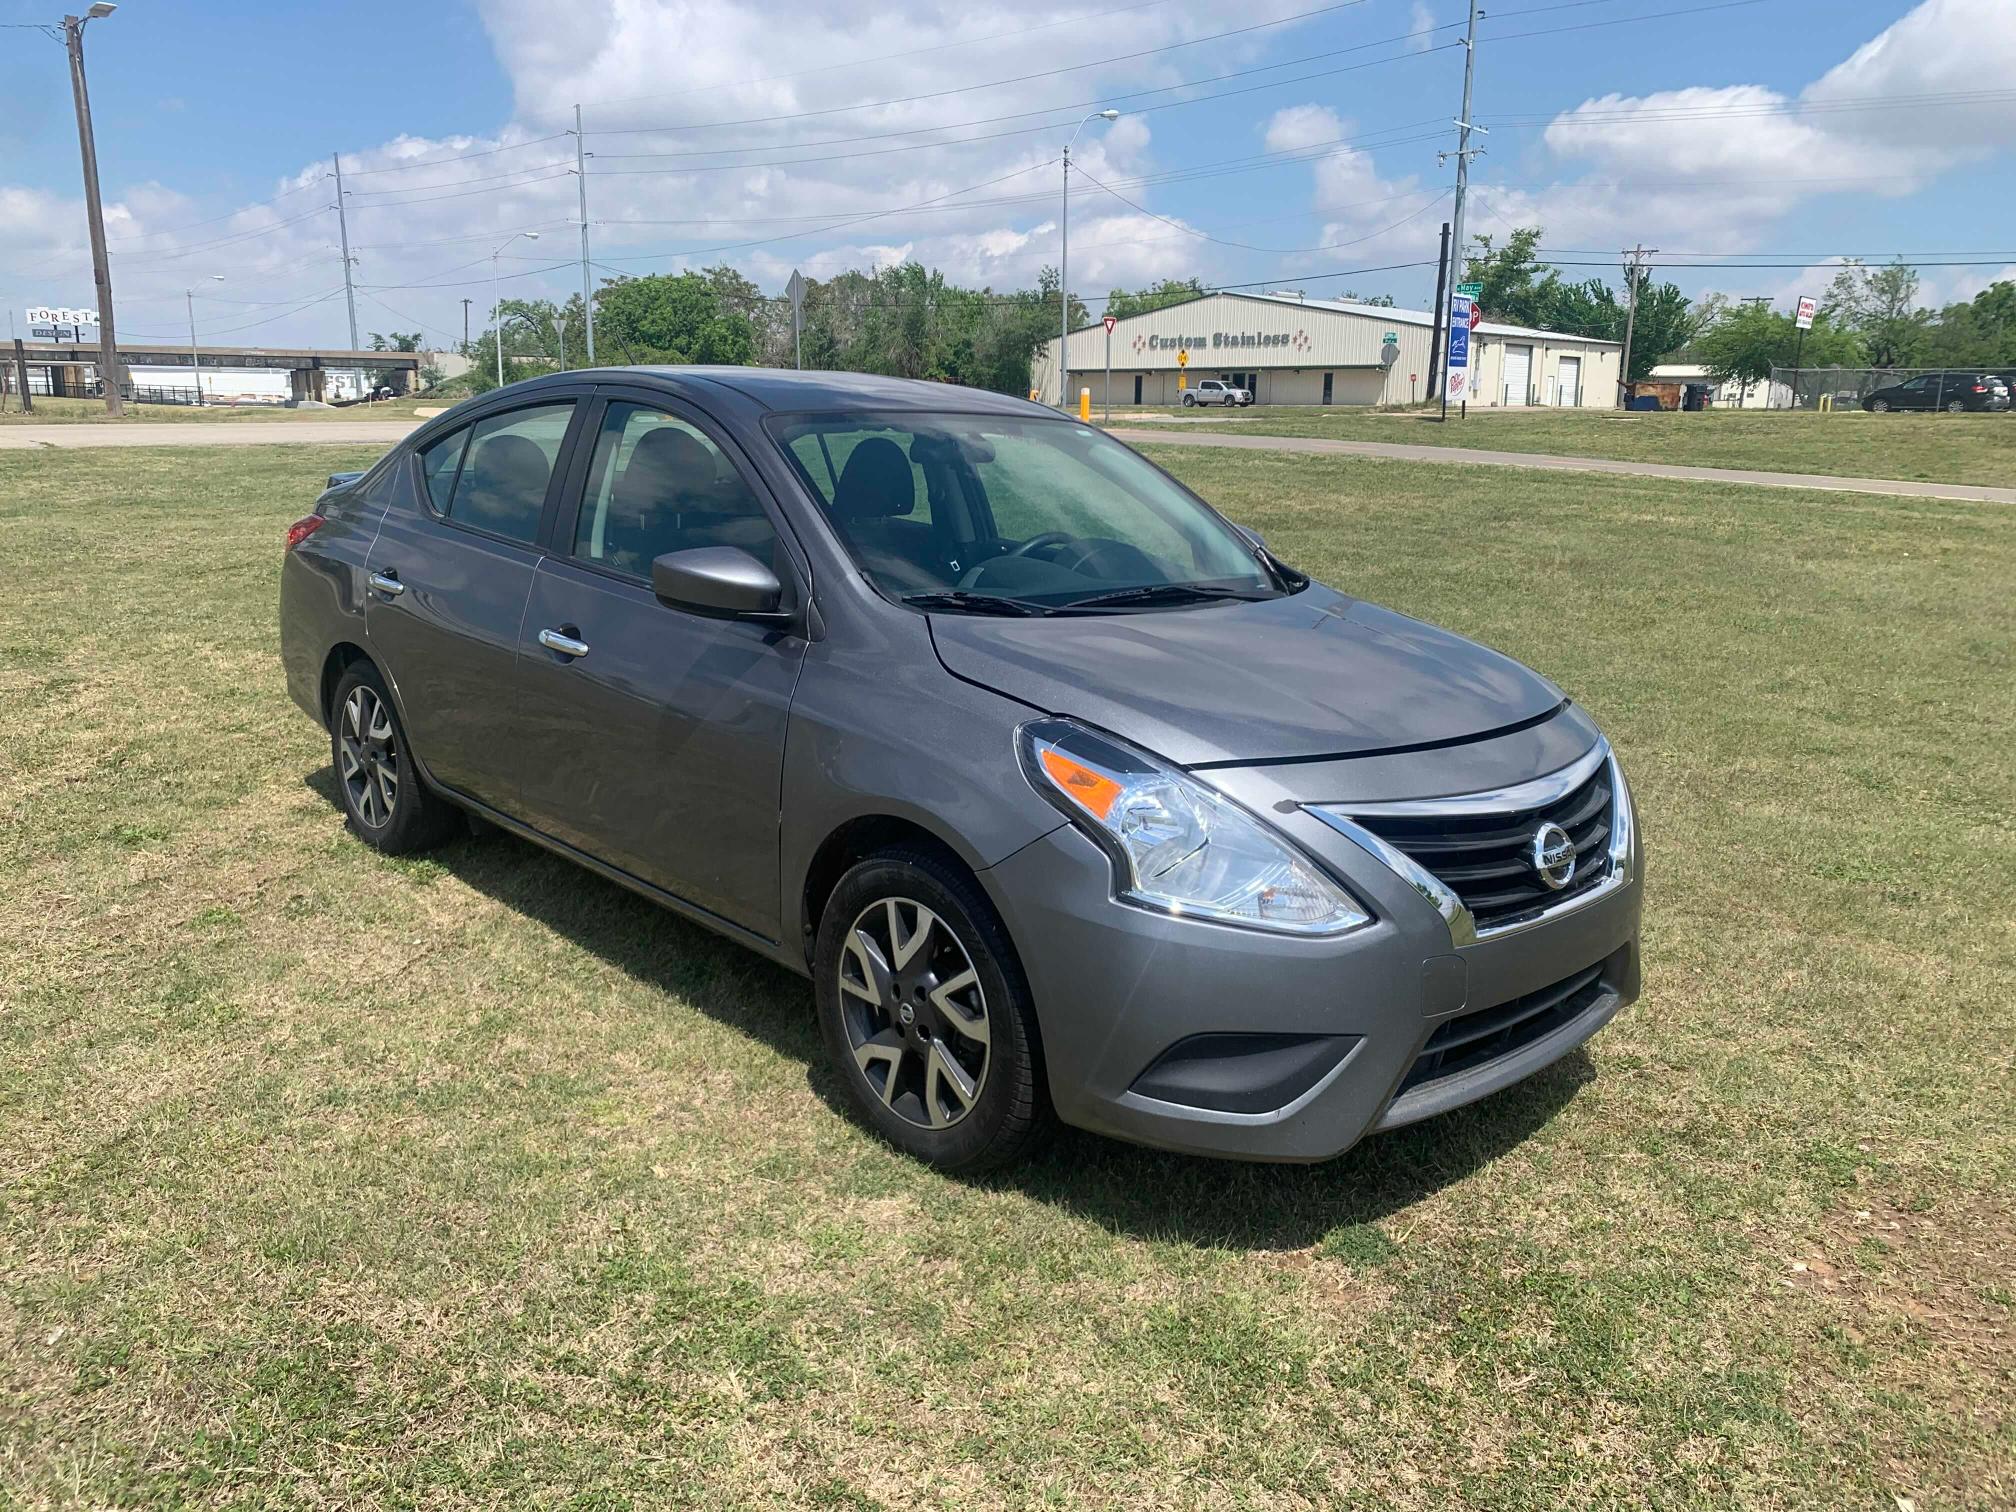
xmin=1769 ymin=366 xmax=2015 ymax=411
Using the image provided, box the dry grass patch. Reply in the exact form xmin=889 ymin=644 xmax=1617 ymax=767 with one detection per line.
xmin=1 ymin=443 xmax=2010 ymax=1508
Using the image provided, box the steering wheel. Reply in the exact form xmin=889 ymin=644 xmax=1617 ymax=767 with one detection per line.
xmin=1005 ymin=531 xmax=1076 ymax=560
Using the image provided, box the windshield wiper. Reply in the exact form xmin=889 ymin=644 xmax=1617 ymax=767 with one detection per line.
xmin=900 ymin=590 xmax=1055 ymax=617
xmin=1059 ymin=582 xmax=1271 ymax=611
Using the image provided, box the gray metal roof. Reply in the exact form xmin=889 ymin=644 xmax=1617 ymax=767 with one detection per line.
xmin=1231 ymin=291 xmax=1623 ymax=347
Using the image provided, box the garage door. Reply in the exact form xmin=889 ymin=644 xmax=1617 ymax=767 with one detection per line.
xmin=1555 ymin=355 xmax=1581 ymax=406
xmin=1503 ymin=344 xmax=1533 ymax=406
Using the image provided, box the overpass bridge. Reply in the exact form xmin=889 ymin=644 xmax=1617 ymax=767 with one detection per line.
xmin=7 ymin=339 xmax=427 ymax=404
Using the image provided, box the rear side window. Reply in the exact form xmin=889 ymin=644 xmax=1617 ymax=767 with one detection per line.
xmin=426 ymin=402 xmax=575 ymax=543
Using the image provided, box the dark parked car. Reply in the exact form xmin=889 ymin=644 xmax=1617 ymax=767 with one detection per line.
xmin=281 ymin=369 xmax=1641 ymax=1170
xmin=1862 ymin=372 xmax=2010 ymax=412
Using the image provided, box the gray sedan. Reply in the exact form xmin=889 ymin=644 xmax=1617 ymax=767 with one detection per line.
xmin=281 ymin=368 xmax=1640 ymax=1170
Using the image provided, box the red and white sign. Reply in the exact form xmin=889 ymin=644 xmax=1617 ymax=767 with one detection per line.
xmin=1795 ymin=296 xmax=1817 ymax=330
xmin=1448 ymin=370 xmax=1468 ymax=401
xmin=1468 ymin=304 xmax=1483 ymax=331
xmin=1102 ymin=315 xmax=1117 ymax=334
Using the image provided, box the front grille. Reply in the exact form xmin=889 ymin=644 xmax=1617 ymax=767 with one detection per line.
xmin=1397 ymin=962 xmax=1607 ymax=1096
xmin=1352 ymin=760 xmax=1614 ymax=930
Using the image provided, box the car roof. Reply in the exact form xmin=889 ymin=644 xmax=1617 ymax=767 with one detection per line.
xmin=504 ymin=365 xmax=1062 ymax=418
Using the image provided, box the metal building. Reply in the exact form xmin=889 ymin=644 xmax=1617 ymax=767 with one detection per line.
xmin=1034 ymin=290 xmax=1622 ymax=409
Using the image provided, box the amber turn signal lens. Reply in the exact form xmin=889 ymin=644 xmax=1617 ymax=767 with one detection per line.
xmin=1038 ymin=747 xmax=1124 ymax=821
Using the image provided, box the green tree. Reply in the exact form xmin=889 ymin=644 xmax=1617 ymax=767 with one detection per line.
xmin=595 ymin=271 xmax=759 ymax=365
xmin=1464 ymin=228 xmax=1697 ymax=377
xmin=366 ymin=330 xmax=422 ymax=392
xmin=1923 ymin=280 xmax=2016 ymax=365
xmin=1823 ymin=259 xmax=1931 ymax=368
xmin=1690 ymin=302 xmax=1861 ymax=395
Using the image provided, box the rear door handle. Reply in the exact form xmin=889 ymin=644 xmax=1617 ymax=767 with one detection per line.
xmin=538 ymin=628 xmax=590 ymax=659
xmin=367 ymin=570 xmax=404 ymax=597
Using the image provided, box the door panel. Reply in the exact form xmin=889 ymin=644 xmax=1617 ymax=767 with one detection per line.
xmin=363 ymin=399 xmax=579 ymax=810
xmin=511 ymin=395 xmax=807 ymax=938
xmin=514 ymin=560 xmax=803 ymax=937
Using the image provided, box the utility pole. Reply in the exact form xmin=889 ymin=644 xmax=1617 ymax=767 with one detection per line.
xmin=1618 ymin=245 xmax=1656 ymax=407
xmin=461 ymin=298 xmax=473 ymax=348
xmin=331 ymin=152 xmax=359 ymax=351
xmin=574 ymin=104 xmax=595 ymax=367
xmin=1426 ymin=220 xmax=1451 ymax=400
xmin=1443 ymin=0 xmax=1486 ymax=290
xmin=63 ymin=7 xmax=124 ymax=417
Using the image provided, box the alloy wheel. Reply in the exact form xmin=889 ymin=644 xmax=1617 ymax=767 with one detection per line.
xmin=338 ymin=686 xmax=400 ymax=828
xmin=837 ymin=897 xmax=990 ymax=1130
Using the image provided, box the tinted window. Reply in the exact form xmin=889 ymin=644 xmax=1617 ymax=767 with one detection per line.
xmin=445 ymin=403 xmax=574 ymax=543
xmin=419 ymin=427 xmax=468 ymax=513
xmin=574 ymin=402 xmax=777 ymax=578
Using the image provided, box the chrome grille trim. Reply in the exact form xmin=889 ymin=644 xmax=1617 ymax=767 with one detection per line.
xmin=1307 ymin=742 xmax=1637 ymax=948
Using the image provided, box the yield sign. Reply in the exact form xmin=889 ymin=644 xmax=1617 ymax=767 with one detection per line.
xmin=1102 ymin=315 xmax=1117 ymax=334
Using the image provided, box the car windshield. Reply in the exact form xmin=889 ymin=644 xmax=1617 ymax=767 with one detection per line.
xmin=768 ymin=412 xmax=1285 ymax=612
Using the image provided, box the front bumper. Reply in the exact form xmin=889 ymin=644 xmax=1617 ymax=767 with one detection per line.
xmin=982 ymin=742 xmax=1642 ymax=1163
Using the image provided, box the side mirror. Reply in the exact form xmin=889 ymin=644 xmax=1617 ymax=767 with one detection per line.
xmin=651 ymin=546 xmax=789 ymax=622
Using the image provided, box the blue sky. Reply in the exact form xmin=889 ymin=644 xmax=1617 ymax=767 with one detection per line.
xmin=1 ymin=0 xmax=2008 ymax=351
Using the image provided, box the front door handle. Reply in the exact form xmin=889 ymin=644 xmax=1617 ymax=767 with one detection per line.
xmin=367 ymin=570 xmax=404 ymax=597
xmin=538 ymin=628 xmax=590 ymax=659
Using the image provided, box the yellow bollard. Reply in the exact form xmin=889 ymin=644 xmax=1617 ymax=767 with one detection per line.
xmin=1079 ymin=387 xmax=1091 ymax=422
xmin=1818 ymin=393 xmax=1834 ymax=412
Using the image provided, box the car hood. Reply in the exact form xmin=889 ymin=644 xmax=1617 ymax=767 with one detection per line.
xmin=928 ymin=583 xmax=1567 ymax=767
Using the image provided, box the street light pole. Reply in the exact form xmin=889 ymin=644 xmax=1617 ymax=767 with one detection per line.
xmin=62 ymin=4 xmax=124 ymax=417
xmin=1059 ymin=108 xmax=1119 ymax=410
xmin=491 ymin=231 xmax=540 ymax=387
xmin=186 ymin=275 xmax=222 ymax=405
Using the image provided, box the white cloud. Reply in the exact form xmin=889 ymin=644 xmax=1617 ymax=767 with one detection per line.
xmin=1505 ymin=0 xmax=2007 ymax=257
xmin=1406 ymin=0 xmax=1437 ymax=53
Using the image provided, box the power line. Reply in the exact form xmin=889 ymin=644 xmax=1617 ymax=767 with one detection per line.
xmin=520 ymin=0 xmax=1181 ymax=117
xmin=334 ymin=133 xmax=572 ymax=178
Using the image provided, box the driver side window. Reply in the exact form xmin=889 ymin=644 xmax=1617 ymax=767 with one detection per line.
xmin=573 ymin=402 xmax=778 ymax=579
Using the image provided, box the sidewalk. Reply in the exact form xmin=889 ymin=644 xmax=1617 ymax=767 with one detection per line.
xmin=0 ymin=421 xmax=420 ymax=450
xmin=1106 ymin=427 xmax=2016 ymax=505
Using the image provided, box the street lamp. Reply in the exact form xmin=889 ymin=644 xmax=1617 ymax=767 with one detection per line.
xmin=1059 ymin=108 xmax=1119 ymax=412
xmin=492 ymin=230 xmax=540 ymax=387
xmin=61 ymin=3 xmax=124 ymax=415
xmin=186 ymin=275 xmax=222 ymax=406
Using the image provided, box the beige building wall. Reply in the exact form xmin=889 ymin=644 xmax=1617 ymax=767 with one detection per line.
xmin=1035 ymin=293 xmax=1618 ymax=410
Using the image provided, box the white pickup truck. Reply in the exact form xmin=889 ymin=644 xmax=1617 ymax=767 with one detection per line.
xmin=1180 ymin=378 xmax=1253 ymax=408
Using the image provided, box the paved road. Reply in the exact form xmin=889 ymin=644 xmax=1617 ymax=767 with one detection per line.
xmin=7 ymin=416 xmax=2007 ymax=505
xmin=0 ymin=421 xmax=419 ymax=450
xmin=1108 ymin=427 xmax=2016 ymax=505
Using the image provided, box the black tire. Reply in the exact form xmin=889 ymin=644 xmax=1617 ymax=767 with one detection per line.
xmin=814 ymin=846 xmax=1053 ymax=1171
xmin=1181 ymin=392 xmax=1196 ymax=407
xmin=1868 ymin=398 xmax=1890 ymax=413
xmin=1945 ymin=399 xmax=1966 ymax=414
xmin=328 ymin=662 xmax=458 ymax=855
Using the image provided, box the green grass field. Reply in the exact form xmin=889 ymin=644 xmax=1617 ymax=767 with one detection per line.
xmin=1121 ymin=405 xmax=2016 ymax=487
xmin=1 ymin=443 xmax=2010 ymax=1508
xmin=0 ymin=394 xmax=433 ymax=424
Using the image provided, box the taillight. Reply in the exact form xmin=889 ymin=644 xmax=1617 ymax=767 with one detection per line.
xmin=285 ymin=514 xmax=327 ymax=551
xmin=1971 ymin=384 xmax=1986 ymax=394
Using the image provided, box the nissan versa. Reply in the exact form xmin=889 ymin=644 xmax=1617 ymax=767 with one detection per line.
xmin=280 ymin=369 xmax=1642 ymax=1170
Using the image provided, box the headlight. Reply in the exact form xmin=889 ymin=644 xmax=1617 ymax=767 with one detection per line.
xmin=1019 ymin=718 xmax=1372 ymax=936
